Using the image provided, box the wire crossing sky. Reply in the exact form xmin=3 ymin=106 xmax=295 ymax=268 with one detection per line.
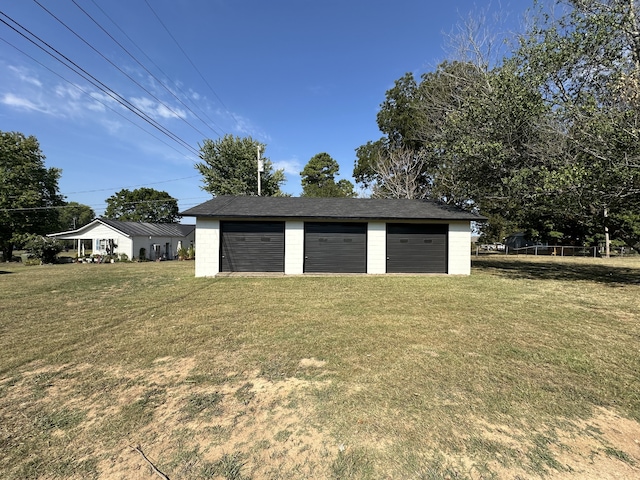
xmin=0 ymin=1 xmax=524 ymax=216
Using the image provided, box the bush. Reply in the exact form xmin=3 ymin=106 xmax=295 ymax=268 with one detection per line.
xmin=118 ymin=253 xmax=129 ymax=262
xmin=23 ymin=234 xmax=63 ymax=264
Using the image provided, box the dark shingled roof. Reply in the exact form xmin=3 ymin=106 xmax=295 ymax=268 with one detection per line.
xmin=97 ymin=218 xmax=195 ymax=237
xmin=181 ymin=196 xmax=486 ymax=221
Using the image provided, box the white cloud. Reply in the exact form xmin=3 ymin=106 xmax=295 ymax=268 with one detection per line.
xmin=230 ymin=112 xmax=271 ymax=141
xmin=132 ymin=96 xmax=186 ymax=120
xmin=55 ymin=84 xmax=83 ymax=101
xmin=8 ymin=66 xmax=42 ymax=88
xmin=272 ymin=157 xmax=302 ymax=177
xmin=1 ymin=93 xmax=51 ymax=114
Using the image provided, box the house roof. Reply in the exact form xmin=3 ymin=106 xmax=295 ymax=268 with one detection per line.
xmin=49 ymin=218 xmax=195 ymax=239
xmin=181 ymin=196 xmax=486 ymax=221
xmin=98 ymin=218 xmax=195 ymax=237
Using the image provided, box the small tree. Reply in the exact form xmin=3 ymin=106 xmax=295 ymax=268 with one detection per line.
xmin=300 ymin=153 xmax=356 ymax=198
xmin=58 ymin=201 xmax=95 ymax=230
xmin=104 ymin=188 xmax=180 ymax=223
xmin=23 ymin=234 xmax=63 ymax=264
xmin=197 ymin=135 xmax=286 ymax=196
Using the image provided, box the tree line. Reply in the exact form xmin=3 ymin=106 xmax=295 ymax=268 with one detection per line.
xmin=353 ymin=0 xmax=640 ymax=249
xmin=0 ymin=130 xmax=352 ymax=261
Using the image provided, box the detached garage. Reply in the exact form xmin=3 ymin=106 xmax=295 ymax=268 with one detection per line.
xmin=181 ymin=196 xmax=485 ymax=276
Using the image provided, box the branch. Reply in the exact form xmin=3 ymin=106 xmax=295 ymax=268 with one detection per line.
xmin=130 ymin=445 xmax=169 ymax=480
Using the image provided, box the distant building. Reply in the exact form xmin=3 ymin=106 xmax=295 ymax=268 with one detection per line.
xmin=48 ymin=218 xmax=195 ymax=260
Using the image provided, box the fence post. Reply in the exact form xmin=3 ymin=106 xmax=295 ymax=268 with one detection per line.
xmin=561 ymin=246 xmax=564 ymax=256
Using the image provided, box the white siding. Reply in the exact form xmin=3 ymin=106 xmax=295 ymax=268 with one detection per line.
xmin=195 ymin=218 xmax=220 ymax=277
xmin=367 ymin=222 xmax=386 ymax=274
xmin=132 ymin=235 xmax=194 ymax=260
xmin=285 ymin=221 xmax=304 ymax=275
xmin=448 ymin=221 xmax=471 ymax=275
xmin=116 ymin=237 xmax=134 ymax=259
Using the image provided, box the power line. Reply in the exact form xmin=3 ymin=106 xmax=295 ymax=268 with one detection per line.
xmin=0 ymin=10 xmax=200 ymax=157
xmin=0 ymin=196 xmax=211 ymax=213
xmin=60 ymin=175 xmax=201 ymax=196
xmin=33 ymin=0 xmax=212 ymax=142
xmin=143 ymin=0 xmax=241 ymax=127
xmin=86 ymin=0 xmax=227 ymax=139
xmin=0 ymin=35 xmax=200 ymax=162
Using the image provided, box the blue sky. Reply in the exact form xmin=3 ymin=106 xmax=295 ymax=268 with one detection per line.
xmin=0 ymin=1 xmax=526 ymax=218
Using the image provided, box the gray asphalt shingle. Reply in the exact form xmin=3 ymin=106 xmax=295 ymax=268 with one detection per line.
xmin=181 ymin=196 xmax=486 ymax=221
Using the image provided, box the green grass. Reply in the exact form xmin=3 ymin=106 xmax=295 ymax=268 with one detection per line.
xmin=0 ymin=256 xmax=639 ymax=478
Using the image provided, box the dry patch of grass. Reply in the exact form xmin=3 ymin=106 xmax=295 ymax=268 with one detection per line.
xmin=1 ymin=257 xmax=640 ymax=478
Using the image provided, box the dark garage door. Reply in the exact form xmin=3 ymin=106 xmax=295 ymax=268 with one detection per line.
xmin=220 ymin=221 xmax=285 ymax=272
xmin=386 ymin=223 xmax=448 ymax=273
xmin=304 ymin=222 xmax=367 ymax=273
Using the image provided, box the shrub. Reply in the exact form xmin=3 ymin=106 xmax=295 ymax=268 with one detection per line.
xmin=23 ymin=234 xmax=63 ymax=264
xmin=118 ymin=253 xmax=129 ymax=262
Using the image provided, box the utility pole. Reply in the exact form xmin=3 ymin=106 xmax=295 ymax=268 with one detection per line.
xmin=257 ymin=145 xmax=264 ymax=196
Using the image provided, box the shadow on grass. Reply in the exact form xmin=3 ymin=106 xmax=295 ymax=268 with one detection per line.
xmin=472 ymin=257 xmax=640 ymax=286
xmin=0 ymin=271 xmax=13 ymax=275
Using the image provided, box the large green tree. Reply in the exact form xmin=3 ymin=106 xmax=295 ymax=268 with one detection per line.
xmin=354 ymin=61 xmax=548 ymax=239
xmin=196 ymin=135 xmax=285 ymax=196
xmin=0 ymin=131 xmax=63 ymax=261
xmin=104 ymin=188 xmax=180 ymax=223
xmin=58 ymin=201 xmax=95 ymax=231
xmin=513 ymin=0 xmax=640 ymax=248
xmin=300 ymin=153 xmax=356 ymax=197
xmin=354 ymin=0 xmax=640 ymax=248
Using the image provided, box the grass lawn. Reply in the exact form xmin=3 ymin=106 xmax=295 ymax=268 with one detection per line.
xmin=1 ymin=256 xmax=639 ymax=479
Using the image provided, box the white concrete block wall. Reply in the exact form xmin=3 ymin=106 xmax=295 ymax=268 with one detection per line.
xmin=367 ymin=222 xmax=386 ymax=274
xmin=285 ymin=221 xmax=304 ymax=275
xmin=448 ymin=221 xmax=472 ymax=275
xmin=195 ymin=218 xmax=220 ymax=277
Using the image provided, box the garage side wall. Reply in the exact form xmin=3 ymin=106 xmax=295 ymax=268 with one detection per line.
xmin=195 ymin=218 xmax=220 ymax=277
xmin=367 ymin=222 xmax=386 ymax=274
xmin=285 ymin=221 xmax=304 ymax=274
xmin=448 ymin=221 xmax=471 ymax=275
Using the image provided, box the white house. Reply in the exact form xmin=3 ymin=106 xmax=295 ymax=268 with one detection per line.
xmin=181 ymin=196 xmax=486 ymax=276
xmin=48 ymin=218 xmax=195 ymax=260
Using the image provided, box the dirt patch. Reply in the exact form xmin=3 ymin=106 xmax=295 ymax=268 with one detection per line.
xmin=0 ymin=357 xmax=336 ymax=479
xmin=551 ymin=408 xmax=640 ymax=479
xmin=3 ymin=358 xmax=640 ymax=479
xmin=458 ymin=409 xmax=640 ymax=479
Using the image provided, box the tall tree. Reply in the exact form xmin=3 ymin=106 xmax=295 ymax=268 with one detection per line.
xmin=104 ymin=188 xmax=180 ymax=223
xmin=0 ymin=131 xmax=63 ymax=260
xmin=514 ymin=0 xmax=640 ymax=248
xmin=300 ymin=153 xmax=356 ymax=197
xmin=196 ymin=135 xmax=285 ymax=196
xmin=58 ymin=201 xmax=95 ymax=230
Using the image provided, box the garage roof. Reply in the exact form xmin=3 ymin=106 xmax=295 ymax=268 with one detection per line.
xmin=181 ymin=196 xmax=486 ymax=221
